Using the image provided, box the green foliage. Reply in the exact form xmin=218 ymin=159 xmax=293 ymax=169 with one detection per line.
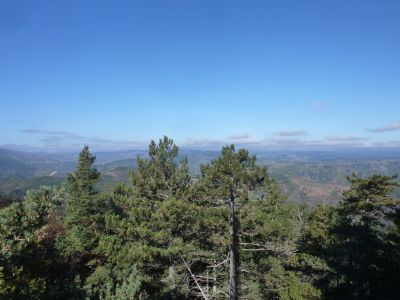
xmin=197 ymin=145 xmax=270 ymax=203
xmin=300 ymin=174 xmax=400 ymax=299
xmin=240 ymin=194 xmax=320 ymax=299
xmin=190 ymin=145 xmax=317 ymax=299
xmin=2 ymin=139 xmax=399 ymax=299
xmin=301 ymin=204 xmax=337 ymax=256
xmin=84 ymin=265 xmax=142 ymax=300
xmin=55 ymin=146 xmax=116 ymax=298
xmin=61 ymin=145 xmax=103 ymax=252
xmin=263 ymin=257 xmax=322 ymax=300
xmin=93 ymin=138 xmax=199 ymax=299
xmin=328 ymin=174 xmax=400 ymax=299
xmin=0 ymin=187 xmax=66 ymax=299
xmin=67 ymin=145 xmax=100 ymax=199
xmin=130 ymin=136 xmax=190 ymax=204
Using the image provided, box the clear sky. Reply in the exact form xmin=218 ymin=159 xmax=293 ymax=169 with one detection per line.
xmin=1 ymin=0 xmax=399 ymax=151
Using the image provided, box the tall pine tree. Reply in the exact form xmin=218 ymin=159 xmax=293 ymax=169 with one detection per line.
xmin=196 ymin=145 xmax=270 ymax=300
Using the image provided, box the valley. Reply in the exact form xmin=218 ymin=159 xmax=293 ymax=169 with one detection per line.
xmin=1 ymin=147 xmax=399 ymax=206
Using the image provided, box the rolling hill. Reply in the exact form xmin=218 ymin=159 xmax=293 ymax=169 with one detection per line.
xmin=1 ymin=147 xmax=399 ymax=205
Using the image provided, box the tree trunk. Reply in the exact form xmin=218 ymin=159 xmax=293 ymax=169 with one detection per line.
xmin=229 ymin=189 xmax=239 ymax=300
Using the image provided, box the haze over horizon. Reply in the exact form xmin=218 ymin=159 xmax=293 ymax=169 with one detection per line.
xmin=1 ymin=0 xmax=400 ymax=151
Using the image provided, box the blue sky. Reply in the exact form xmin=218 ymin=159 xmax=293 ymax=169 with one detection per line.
xmin=1 ymin=0 xmax=399 ymax=151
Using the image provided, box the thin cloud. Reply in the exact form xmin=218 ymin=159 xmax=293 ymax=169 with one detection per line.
xmin=365 ymin=122 xmax=400 ymax=133
xmin=227 ymin=133 xmax=250 ymax=140
xmin=21 ymin=129 xmax=44 ymax=133
xmin=39 ymin=136 xmax=62 ymax=144
xmin=48 ymin=130 xmax=73 ymax=135
xmin=277 ymin=130 xmax=308 ymax=137
xmin=21 ymin=129 xmax=86 ymax=140
xmin=267 ymin=138 xmax=367 ymax=149
xmin=88 ymin=137 xmax=141 ymax=146
xmin=184 ymin=138 xmax=228 ymax=148
xmin=325 ymin=136 xmax=369 ymax=142
xmin=184 ymin=137 xmax=262 ymax=149
xmin=371 ymin=140 xmax=400 ymax=147
xmin=270 ymin=138 xmax=310 ymax=146
xmin=311 ymin=101 xmax=329 ymax=110
xmin=68 ymin=134 xmax=86 ymax=140
xmin=21 ymin=129 xmax=72 ymax=135
xmin=20 ymin=128 xmax=142 ymax=150
xmin=10 ymin=119 xmax=30 ymax=123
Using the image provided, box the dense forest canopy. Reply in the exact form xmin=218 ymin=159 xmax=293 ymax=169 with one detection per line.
xmin=1 ymin=136 xmax=399 ymax=299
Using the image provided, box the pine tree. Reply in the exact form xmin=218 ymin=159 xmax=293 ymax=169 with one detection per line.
xmin=120 ymin=136 xmax=196 ymax=298
xmin=0 ymin=187 xmax=65 ymax=299
xmin=62 ymin=146 xmax=102 ymax=255
xmin=329 ymin=174 xmax=400 ymax=299
xmin=67 ymin=145 xmax=100 ymax=202
xmin=196 ymin=145 xmax=270 ymax=299
xmin=130 ymin=136 xmax=190 ymax=206
xmin=57 ymin=145 xmax=108 ymax=296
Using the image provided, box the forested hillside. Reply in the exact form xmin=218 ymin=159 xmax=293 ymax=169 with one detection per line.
xmin=1 ymin=147 xmax=399 ymax=206
xmin=1 ymin=137 xmax=399 ymax=299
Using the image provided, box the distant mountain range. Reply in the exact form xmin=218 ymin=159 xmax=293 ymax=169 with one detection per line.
xmin=1 ymin=147 xmax=399 ymax=205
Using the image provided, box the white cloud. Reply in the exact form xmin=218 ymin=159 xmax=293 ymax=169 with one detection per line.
xmin=227 ymin=133 xmax=250 ymax=140
xmin=365 ymin=122 xmax=400 ymax=133
xmin=277 ymin=130 xmax=308 ymax=137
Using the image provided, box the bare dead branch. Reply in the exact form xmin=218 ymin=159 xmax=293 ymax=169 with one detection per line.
xmin=179 ymin=252 xmax=209 ymax=300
